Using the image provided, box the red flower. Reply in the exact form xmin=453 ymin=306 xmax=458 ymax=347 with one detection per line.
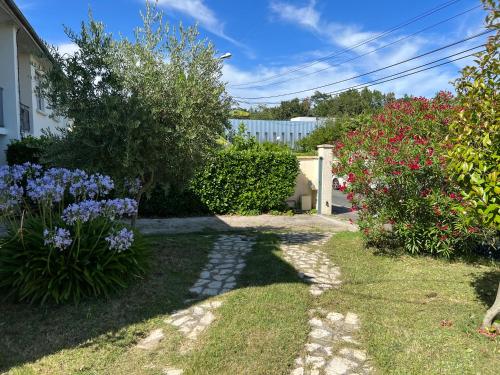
xmin=425 ymin=159 xmax=433 ymax=166
xmin=346 ymin=192 xmax=354 ymax=201
xmin=449 ymin=193 xmax=457 ymax=199
xmin=408 ymin=162 xmax=420 ymax=170
xmin=347 ymin=173 xmax=356 ymax=183
xmin=393 ymin=170 xmax=402 ymax=175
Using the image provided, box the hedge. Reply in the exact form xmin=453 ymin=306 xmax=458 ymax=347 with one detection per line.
xmin=191 ymin=149 xmax=299 ymax=214
xmin=6 ymin=136 xmax=48 ymax=166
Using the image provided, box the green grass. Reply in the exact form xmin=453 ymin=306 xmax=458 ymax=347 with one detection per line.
xmin=1 ymin=231 xmax=498 ymax=374
xmin=318 ymin=232 xmax=500 ymax=375
xmin=0 ymin=232 xmax=312 ymax=374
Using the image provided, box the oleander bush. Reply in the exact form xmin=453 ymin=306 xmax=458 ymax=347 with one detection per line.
xmin=0 ymin=164 xmax=149 ymax=304
xmin=333 ymin=93 xmax=490 ymax=257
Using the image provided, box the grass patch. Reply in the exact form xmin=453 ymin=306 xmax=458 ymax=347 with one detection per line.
xmin=0 ymin=232 xmax=311 ymax=374
xmin=0 ymin=234 xmax=214 ymax=374
xmin=319 ymin=232 xmax=500 ymax=375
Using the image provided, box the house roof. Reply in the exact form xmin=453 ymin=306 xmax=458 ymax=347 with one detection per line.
xmin=2 ymin=0 xmax=53 ymax=61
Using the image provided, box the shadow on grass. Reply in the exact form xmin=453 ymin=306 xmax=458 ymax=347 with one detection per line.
xmin=0 ymin=230 xmax=329 ymax=372
xmin=470 ymin=269 xmax=500 ymax=307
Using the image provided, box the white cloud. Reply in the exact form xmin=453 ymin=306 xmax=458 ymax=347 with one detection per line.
xmin=269 ymin=0 xmax=377 ymax=51
xmin=56 ymin=43 xmax=79 ymax=57
xmin=156 ymin=0 xmax=244 ymax=48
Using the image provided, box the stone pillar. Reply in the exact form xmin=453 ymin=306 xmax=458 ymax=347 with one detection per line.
xmin=0 ymin=22 xmax=21 ymax=164
xmin=317 ymin=144 xmax=334 ymax=215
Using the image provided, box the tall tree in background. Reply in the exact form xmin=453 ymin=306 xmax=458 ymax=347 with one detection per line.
xmin=42 ymin=2 xmax=231 ymax=204
xmin=310 ymin=88 xmax=394 ymax=117
xmin=447 ymin=0 xmax=499 ymax=330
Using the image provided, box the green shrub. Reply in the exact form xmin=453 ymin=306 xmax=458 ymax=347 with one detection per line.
xmin=191 ymin=149 xmax=299 ymax=214
xmin=296 ymin=116 xmax=367 ymax=152
xmin=6 ymin=136 xmax=48 ymax=166
xmin=139 ymin=184 xmax=209 ymax=217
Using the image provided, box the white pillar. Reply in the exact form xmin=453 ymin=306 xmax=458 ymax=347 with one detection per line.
xmin=0 ymin=22 xmax=21 ymax=164
xmin=317 ymin=144 xmax=334 ymax=215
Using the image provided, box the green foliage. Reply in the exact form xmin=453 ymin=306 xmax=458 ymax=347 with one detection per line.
xmin=0 ymin=217 xmax=149 ymax=305
xmin=6 ymin=136 xmax=49 ymax=166
xmin=447 ymin=0 xmax=500 ymax=229
xmin=139 ymin=184 xmax=209 ymax=217
xmin=296 ymin=115 xmax=368 ymax=152
xmin=191 ymin=148 xmax=299 ymax=214
xmin=247 ymin=98 xmax=312 ymax=120
xmin=41 ymin=2 xmax=230 ymax=200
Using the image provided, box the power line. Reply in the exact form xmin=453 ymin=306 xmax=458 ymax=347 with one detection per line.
xmin=233 ymin=29 xmax=492 ymax=100
xmin=235 ymin=47 xmax=484 ymax=106
xmin=230 ymin=0 xmax=463 ymax=88
xmin=233 ymin=4 xmax=482 ymax=90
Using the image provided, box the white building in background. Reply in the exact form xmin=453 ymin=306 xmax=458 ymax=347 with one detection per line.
xmin=0 ymin=0 xmax=67 ymax=164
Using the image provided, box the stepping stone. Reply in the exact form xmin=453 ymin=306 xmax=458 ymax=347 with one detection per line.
xmin=325 ymin=356 xmax=358 ymax=374
xmin=163 ymin=368 xmax=183 ymax=375
xmin=136 ymin=329 xmax=164 ymax=350
xmin=339 ymin=347 xmax=367 ymax=362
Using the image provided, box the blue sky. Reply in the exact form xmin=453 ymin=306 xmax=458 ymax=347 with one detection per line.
xmin=17 ymin=0 xmax=489 ymax=106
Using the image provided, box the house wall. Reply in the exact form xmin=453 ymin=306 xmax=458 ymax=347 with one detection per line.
xmin=29 ymin=56 xmax=64 ymax=137
xmin=0 ymin=22 xmax=20 ymax=164
xmin=288 ymin=156 xmax=319 ymax=210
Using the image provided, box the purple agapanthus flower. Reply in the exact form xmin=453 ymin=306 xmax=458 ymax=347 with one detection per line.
xmin=105 ymin=228 xmax=134 ymax=252
xmin=43 ymin=227 xmax=72 ymax=250
xmin=26 ymin=175 xmax=65 ymax=204
xmin=102 ymin=198 xmax=138 ymax=219
xmin=69 ymin=172 xmax=114 ymax=200
xmin=62 ymin=200 xmax=102 ymax=224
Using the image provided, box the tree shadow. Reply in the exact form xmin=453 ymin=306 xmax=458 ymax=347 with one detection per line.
xmin=470 ymin=269 xmax=500 ymax=307
xmin=0 ymin=224 xmax=329 ymax=371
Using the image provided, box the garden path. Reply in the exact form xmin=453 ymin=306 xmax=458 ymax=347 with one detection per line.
xmin=135 ymin=214 xmax=356 ymax=235
xmin=279 ymin=233 xmax=373 ymax=375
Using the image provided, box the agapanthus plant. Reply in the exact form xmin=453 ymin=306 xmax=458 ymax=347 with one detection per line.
xmin=0 ymin=164 xmax=149 ymax=304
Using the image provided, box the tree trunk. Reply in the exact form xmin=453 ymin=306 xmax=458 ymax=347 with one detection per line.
xmin=482 ymin=281 xmax=500 ymax=329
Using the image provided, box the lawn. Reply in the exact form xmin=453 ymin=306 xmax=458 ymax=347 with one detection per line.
xmin=0 ymin=231 xmax=498 ymax=374
xmin=318 ymin=232 xmax=500 ymax=375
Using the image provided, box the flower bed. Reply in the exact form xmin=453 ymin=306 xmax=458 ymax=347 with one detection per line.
xmin=0 ymin=163 xmax=149 ymax=304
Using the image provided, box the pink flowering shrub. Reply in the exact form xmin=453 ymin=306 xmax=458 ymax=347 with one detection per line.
xmin=333 ymin=92 xmax=486 ymax=257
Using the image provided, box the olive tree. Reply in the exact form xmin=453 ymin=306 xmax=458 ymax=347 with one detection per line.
xmin=42 ymin=2 xmax=231 ymax=206
xmin=447 ymin=0 xmax=499 ymax=329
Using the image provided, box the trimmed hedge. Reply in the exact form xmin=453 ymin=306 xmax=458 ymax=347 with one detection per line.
xmin=191 ymin=149 xmax=299 ymax=214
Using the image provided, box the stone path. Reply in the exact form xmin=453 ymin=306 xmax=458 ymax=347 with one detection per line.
xmin=134 ymin=214 xmax=356 ymax=235
xmin=279 ymin=233 xmax=372 ymax=375
xmin=188 ymin=235 xmax=254 ymax=297
xmin=165 ymin=300 xmax=223 ymax=352
xmin=292 ymin=309 xmax=372 ymax=375
xmin=279 ymin=233 xmax=340 ymax=296
xmin=136 ymin=234 xmax=255 ymax=373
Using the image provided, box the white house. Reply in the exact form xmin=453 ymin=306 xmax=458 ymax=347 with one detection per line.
xmin=0 ymin=0 xmax=67 ymax=164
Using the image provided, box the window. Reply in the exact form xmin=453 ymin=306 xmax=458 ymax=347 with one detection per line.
xmin=290 ymin=132 xmax=293 ymax=145
xmin=264 ymin=132 xmax=268 ymax=141
xmin=0 ymin=87 xmax=4 ymax=127
xmin=255 ymin=132 xmax=259 ymax=141
xmin=298 ymin=132 xmax=302 ymax=140
xmin=273 ymin=132 xmax=277 ymax=142
xmin=35 ymin=72 xmax=45 ymax=112
xmin=281 ymin=132 xmax=285 ymax=143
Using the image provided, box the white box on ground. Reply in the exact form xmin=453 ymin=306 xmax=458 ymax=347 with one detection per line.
xmin=300 ymin=195 xmax=312 ymax=211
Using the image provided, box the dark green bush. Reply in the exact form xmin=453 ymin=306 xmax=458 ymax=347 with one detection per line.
xmin=140 ymin=184 xmax=209 ymax=217
xmin=191 ymin=149 xmax=299 ymax=214
xmin=6 ymin=136 xmax=48 ymax=166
